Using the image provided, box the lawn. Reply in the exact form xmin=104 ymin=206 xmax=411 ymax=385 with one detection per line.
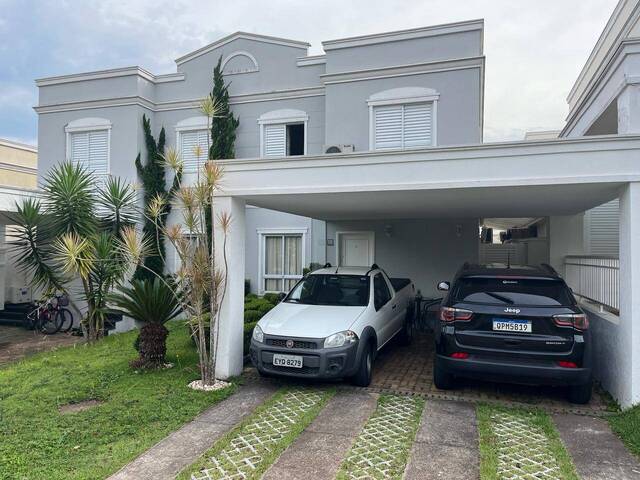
xmin=0 ymin=321 xmax=235 ymax=480
xmin=609 ymin=405 xmax=640 ymax=458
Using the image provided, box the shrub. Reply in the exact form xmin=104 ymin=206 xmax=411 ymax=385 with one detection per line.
xmin=244 ymin=310 xmax=263 ymax=324
xmin=244 ymin=321 xmax=258 ymax=354
xmin=262 ymin=293 xmax=280 ymax=305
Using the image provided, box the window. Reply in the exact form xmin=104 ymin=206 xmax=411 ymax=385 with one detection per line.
xmin=65 ymin=118 xmax=111 ymax=179
xmin=261 ymin=233 xmax=304 ymax=292
xmin=258 ymin=109 xmax=308 ymax=157
xmin=368 ymin=87 xmax=439 ymax=150
xmin=453 ymin=278 xmax=575 ymax=307
xmin=178 ymin=129 xmax=209 ymax=172
xmin=373 ymin=273 xmax=391 ymax=310
xmin=286 ymin=275 xmax=370 ymax=306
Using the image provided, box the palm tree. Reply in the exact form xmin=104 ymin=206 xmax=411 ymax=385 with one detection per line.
xmin=10 ymin=162 xmax=145 ymax=341
xmin=109 ymin=278 xmax=182 ymax=367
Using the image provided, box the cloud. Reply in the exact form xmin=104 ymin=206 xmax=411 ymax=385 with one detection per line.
xmin=0 ymin=0 xmax=620 ymax=143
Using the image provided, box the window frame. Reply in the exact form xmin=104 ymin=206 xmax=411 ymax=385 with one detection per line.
xmin=367 ymin=88 xmax=439 ymax=151
xmin=257 ymin=227 xmax=307 ymax=294
xmin=258 ymin=109 xmax=308 ymax=158
xmin=65 ymin=117 xmax=112 ymax=175
xmin=373 ymin=273 xmax=392 ymax=311
xmin=175 ymin=116 xmax=210 ymax=173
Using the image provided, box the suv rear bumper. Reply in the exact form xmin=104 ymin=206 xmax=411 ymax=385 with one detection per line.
xmin=436 ymin=353 xmax=591 ymax=386
xmin=250 ymin=337 xmax=360 ymax=380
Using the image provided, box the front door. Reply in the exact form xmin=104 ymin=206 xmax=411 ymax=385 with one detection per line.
xmin=339 ymin=232 xmax=374 ymax=267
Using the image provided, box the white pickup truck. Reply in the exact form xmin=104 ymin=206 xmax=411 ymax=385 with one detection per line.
xmin=249 ymin=265 xmax=416 ymax=386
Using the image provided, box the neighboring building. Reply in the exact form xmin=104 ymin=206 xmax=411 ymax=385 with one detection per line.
xmin=35 ymin=20 xmax=484 ymax=295
xmin=0 ymin=139 xmax=39 ymax=309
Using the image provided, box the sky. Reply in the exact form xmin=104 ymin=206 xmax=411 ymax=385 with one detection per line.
xmin=0 ymin=0 xmax=619 ymax=147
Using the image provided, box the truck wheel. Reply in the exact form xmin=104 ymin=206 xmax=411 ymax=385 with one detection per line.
xmin=568 ymin=379 xmax=593 ymax=404
xmin=351 ymin=344 xmax=374 ymax=387
xmin=398 ymin=312 xmax=414 ymax=346
xmin=433 ymin=355 xmax=455 ymax=390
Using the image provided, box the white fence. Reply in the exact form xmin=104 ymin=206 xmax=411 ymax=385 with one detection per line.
xmin=564 ymin=255 xmax=619 ymax=313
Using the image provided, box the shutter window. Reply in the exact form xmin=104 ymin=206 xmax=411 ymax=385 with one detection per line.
xmin=69 ymin=130 xmax=109 ymax=178
xmin=264 ymin=124 xmax=286 ymax=157
xmin=373 ymin=102 xmax=434 ymax=150
xmin=179 ymin=129 xmax=209 ymax=172
xmin=588 ymin=200 xmax=619 ymax=256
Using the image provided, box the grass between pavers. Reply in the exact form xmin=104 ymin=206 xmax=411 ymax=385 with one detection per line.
xmin=177 ymin=386 xmax=335 ymax=480
xmin=609 ymin=405 xmax=640 ymax=458
xmin=336 ymin=394 xmax=424 ymax=480
xmin=0 ymin=321 xmax=236 ymax=480
xmin=476 ymin=404 xmax=579 ymax=480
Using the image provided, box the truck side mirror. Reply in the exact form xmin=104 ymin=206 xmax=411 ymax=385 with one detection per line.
xmin=437 ymin=281 xmax=450 ymax=291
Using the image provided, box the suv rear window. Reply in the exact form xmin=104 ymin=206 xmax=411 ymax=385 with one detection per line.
xmin=453 ymin=277 xmax=575 ymax=306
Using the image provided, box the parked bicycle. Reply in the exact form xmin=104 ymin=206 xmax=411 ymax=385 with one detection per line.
xmin=25 ymin=293 xmax=74 ymax=334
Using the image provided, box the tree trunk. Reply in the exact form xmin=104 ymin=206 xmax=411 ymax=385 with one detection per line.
xmin=131 ymin=322 xmax=168 ymax=369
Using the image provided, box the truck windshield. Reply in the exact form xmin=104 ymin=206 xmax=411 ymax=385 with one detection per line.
xmin=285 ymin=275 xmax=370 ymax=306
xmin=454 ymin=277 xmax=575 ymax=306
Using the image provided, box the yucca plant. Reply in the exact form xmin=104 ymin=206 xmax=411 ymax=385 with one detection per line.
xmin=109 ymin=278 xmax=182 ymax=367
xmin=9 ymin=162 xmax=145 ymax=341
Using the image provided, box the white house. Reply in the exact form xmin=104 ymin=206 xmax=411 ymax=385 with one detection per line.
xmin=34 ymin=1 xmax=640 ymax=407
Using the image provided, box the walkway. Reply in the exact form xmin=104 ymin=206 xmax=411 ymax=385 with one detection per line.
xmin=0 ymin=325 xmax=80 ymax=366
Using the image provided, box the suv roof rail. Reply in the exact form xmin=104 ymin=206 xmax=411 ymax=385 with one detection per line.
xmin=540 ymin=263 xmax=558 ymax=276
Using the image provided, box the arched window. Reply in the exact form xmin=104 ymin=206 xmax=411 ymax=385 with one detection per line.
xmin=65 ymin=117 xmax=111 ymax=177
xmin=258 ymin=109 xmax=308 ymax=157
xmin=221 ymin=51 xmax=259 ymax=75
xmin=367 ymin=87 xmax=439 ymax=150
xmin=175 ymin=116 xmax=210 ymax=172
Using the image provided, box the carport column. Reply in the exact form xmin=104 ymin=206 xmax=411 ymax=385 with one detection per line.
xmin=619 ymin=182 xmax=640 ymax=407
xmin=213 ymin=196 xmax=246 ymax=379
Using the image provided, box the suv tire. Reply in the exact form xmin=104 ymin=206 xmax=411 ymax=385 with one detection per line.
xmin=568 ymin=379 xmax=593 ymax=404
xmin=351 ymin=343 xmax=374 ymax=387
xmin=433 ymin=355 xmax=455 ymax=390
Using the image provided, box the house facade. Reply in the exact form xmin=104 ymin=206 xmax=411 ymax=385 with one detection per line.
xmin=34 ymin=5 xmax=640 ymax=408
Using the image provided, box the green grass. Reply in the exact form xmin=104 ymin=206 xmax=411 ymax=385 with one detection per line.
xmin=476 ymin=404 xmax=578 ymax=480
xmin=177 ymin=387 xmax=334 ymax=480
xmin=609 ymin=405 xmax=640 ymax=458
xmin=0 ymin=321 xmax=235 ymax=480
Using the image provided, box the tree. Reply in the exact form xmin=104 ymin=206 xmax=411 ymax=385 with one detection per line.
xmin=210 ymin=56 xmax=240 ymax=160
xmin=134 ymin=115 xmax=181 ymax=281
xmin=10 ymin=163 xmax=145 ymax=341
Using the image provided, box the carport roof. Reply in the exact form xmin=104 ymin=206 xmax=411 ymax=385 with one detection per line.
xmin=215 ymin=135 xmax=640 ymax=221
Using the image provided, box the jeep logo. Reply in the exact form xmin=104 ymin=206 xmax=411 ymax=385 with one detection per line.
xmin=504 ymin=307 xmax=521 ymax=314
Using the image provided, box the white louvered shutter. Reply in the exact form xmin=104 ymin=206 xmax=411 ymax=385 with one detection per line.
xmin=70 ymin=130 xmax=109 ymax=179
xmin=264 ymin=124 xmax=286 ymax=157
xmin=403 ymin=103 xmax=433 ymax=147
xmin=180 ymin=130 xmax=209 ymax=172
xmin=374 ymin=106 xmax=403 ymax=150
xmin=588 ymin=200 xmax=619 ymax=256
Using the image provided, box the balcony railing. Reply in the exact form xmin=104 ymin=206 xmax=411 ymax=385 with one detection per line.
xmin=564 ymin=255 xmax=619 ymax=313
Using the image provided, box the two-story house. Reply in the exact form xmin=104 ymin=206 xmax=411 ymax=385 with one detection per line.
xmin=34 ymin=9 xmax=640 ymax=408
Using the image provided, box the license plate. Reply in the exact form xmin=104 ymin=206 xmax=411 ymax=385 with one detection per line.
xmin=492 ymin=319 xmax=532 ymax=333
xmin=272 ymin=353 xmax=303 ymax=368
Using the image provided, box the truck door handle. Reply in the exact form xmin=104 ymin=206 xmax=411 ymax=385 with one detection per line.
xmin=392 ymin=304 xmax=397 ymax=310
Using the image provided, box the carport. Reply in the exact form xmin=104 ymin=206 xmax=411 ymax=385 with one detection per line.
xmin=211 ymin=135 xmax=640 ymax=408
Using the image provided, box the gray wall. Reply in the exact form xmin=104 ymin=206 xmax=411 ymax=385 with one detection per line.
xmin=325 ymin=218 xmax=479 ymax=298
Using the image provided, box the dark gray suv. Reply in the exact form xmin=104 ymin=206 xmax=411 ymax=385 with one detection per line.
xmin=434 ymin=263 xmax=593 ymax=404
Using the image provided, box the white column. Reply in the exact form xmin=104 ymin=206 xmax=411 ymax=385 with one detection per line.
xmin=213 ymin=196 xmax=246 ymax=379
xmin=619 ymin=182 xmax=640 ymax=407
xmin=618 ymin=84 xmax=640 ymax=134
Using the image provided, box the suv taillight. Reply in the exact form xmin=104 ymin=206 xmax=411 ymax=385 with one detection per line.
xmin=439 ymin=306 xmax=473 ymax=323
xmin=553 ymin=313 xmax=589 ymax=331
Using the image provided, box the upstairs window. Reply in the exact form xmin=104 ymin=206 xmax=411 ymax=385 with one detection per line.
xmin=368 ymin=87 xmax=439 ymax=151
xmin=259 ymin=109 xmax=308 ymax=157
xmin=176 ymin=116 xmax=210 ymax=172
xmin=65 ymin=118 xmax=111 ymax=178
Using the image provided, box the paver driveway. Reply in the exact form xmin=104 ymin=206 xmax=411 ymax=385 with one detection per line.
xmin=112 ymin=381 xmax=640 ymax=480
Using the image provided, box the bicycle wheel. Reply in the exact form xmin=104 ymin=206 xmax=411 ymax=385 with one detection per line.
xmin=40 ymin=310 xmax=62 ymax=334
xmin=24 ymin=305 xmax=38 ymax=330
xmin=57 ymin=308 xmax=74 ymax=333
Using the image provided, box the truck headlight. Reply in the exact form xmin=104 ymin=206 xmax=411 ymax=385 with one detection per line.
xmin=252 ymin=325 xmax=264 ymax=343
xmin=324 ymin=330 xmax=358 ymax=348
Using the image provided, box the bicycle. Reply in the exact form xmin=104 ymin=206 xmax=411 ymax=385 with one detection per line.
xmin=24 ymin=293 xmax=74 ymax=334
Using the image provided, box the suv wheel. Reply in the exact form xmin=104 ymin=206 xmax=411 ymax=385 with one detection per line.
xmin=568 ymin=379 xmax=593 ymax=404
xmin=352 ymin=344 xmax=374 ymax=387
xmin=433 ymin=355 xmax=455 ymax=390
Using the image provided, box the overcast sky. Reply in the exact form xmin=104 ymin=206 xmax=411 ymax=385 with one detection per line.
xmin=0 ymin=0 xmax=618 ymax=146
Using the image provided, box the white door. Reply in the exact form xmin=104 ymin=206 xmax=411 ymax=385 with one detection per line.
xmin=339 ymin=232 xmax=374 ymax=267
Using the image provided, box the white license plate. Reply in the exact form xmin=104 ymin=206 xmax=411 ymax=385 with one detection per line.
xmin=492 ymin=319 xmax=532 ymax=333
xmin=272 ymin=353 xmax=303 ymax=368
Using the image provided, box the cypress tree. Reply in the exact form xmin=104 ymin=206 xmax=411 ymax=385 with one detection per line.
xmin=134 ymin=115 xmax=179 ymax=280
xmin=210 ymin=56 xmax=240 ymax=161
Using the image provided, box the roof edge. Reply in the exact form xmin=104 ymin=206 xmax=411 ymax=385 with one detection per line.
xmin=0 ymin=138 xmax=37 ymax=153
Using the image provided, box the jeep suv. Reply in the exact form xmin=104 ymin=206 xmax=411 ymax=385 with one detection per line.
xmin=434 ymin=263 xmax=592 ymax=404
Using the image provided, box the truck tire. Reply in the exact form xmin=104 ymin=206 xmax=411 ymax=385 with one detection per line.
xmin=433 ymin=355 xmax=455 ymax=390
xmin=568 ymin=379 xmax=593 ymax=404
xmin=398 ymin=310 xmax=414 ymax=346
xmin=351 ymin=343 xmax=374 ymax=387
